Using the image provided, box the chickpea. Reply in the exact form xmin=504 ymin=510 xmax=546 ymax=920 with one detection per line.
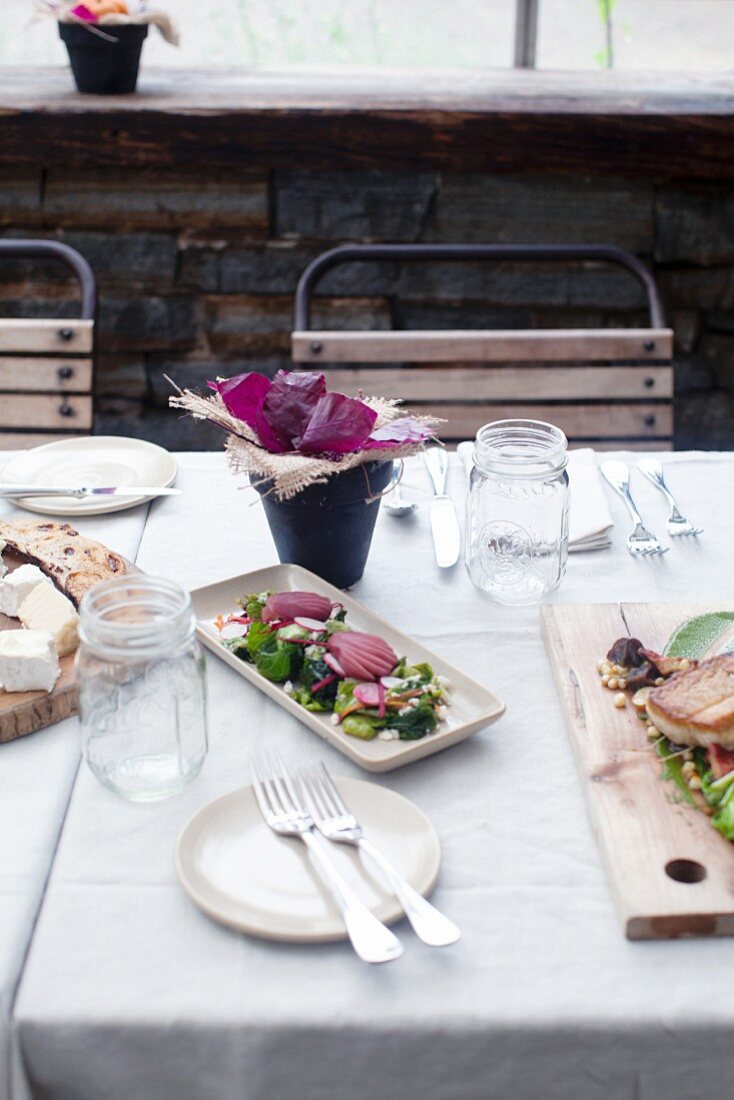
xmin=613 ymin=693 xmax=627 ymax=708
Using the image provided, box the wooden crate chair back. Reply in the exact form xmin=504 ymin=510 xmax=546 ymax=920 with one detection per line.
xmin=291 ymin=244 xmax=674 ymax=449
xmin=0 ymin=239 xmax=96 ymax=448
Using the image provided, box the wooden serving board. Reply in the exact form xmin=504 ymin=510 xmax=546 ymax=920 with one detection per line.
xmin=0 ymin=550 xmax=136 ymax=744
xmin=542 ymin=601 xmax=734 ymax=941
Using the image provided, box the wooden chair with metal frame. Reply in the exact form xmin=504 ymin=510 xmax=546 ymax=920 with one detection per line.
xmin=0 ymin=239 xmax=96 ymax=448
xmin=291 ymin=244 xmax=674 ymax=450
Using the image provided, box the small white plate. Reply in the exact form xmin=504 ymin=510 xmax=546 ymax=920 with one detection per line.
xmin=0 ymin=436 xmax=178 ymax=516
xmin=175 ymin=778 xmax=441 ymax=942
xmin=191 ymin=563 xmax=505 ymax=773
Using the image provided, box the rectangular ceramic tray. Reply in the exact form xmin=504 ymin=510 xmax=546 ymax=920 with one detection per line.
xmin=190 ymin=564 xmax=505 ymax=772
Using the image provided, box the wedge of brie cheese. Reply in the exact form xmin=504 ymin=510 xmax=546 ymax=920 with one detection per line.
xmin=18 ymin=583 xmax=80 ymax=658
xmin=0 ymin=565 xmax=51 ymax=617
xmin=0 ymin=630 xmax=59 ymax=692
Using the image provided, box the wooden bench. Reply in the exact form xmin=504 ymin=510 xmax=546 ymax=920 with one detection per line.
xmin=0 ymin=240 xmax=96 ymax=448
xmin=292 ymin=244 xmax=674 ymax=449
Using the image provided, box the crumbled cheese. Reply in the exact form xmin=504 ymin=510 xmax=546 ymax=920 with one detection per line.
xmin=399 ymin=706 xmax=411 ymax=716
xmin=0 ymin=629 xmax=59 ymax=692
xmin=437 ymin=675 xmax=451 ymax=689
xmin=330 ymin=714 xmax=340 ymax=726
xmin=283 ymin=680 xmax=294 ymax=695
xmin=304 ymin=645 xmax=323 ymax=660
xmin=436 ymin=705 xmax=448 ymax=720
xmin=0 ymin=566 xmax=51 ymax=617
xmin=378 ymin=728 xmax=400 ymax=741
xmin=18 ymin=583 xmax=79 ymax=657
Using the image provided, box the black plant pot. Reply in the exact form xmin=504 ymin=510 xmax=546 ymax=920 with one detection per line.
xmin=251 ymin=460 xmax=393 ymax=589
xmin=59 ymin=22 xmax=148 ymax=95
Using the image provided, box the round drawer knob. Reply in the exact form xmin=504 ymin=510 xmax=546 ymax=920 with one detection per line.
xmin=58 ymin=366 xmax=74 ymax=381
xmin=59 ymin=403 xmax=76 ymax=418
xmin=644 ymin=414 xmax=656 ymax=428
xmin=58 ymin=328 xmax=74 ymax=343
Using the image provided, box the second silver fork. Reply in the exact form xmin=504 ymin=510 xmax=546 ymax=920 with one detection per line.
xmin=251 ymin=754 xmax=403 ymax=964
xmin=600 ymin=461 xmax=669 ymax=557
xmin=299 ymin=763 xmax=461 ymax=947
xmin=637 ymin=458 xmax=703 ymax=537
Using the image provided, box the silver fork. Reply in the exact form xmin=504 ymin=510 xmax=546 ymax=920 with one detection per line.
xmin=600 ymin=461 xmax=669 ymax=557
xmin=299 ymin=763 xmax=461 ymax=947
xmin=251 ymin=754 xmax=403 ymax=964
xmin=637 ymin=459 xmax=704 ymax=537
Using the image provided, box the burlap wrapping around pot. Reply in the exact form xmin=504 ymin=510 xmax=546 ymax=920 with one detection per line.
xmin=45 ymin=4 xmax=179 ymax=45
xmin=169 ymin=388 xmax=442 ymax=500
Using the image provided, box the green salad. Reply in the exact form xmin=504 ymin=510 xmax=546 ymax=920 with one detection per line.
xmin=214 ymin=589 xmax=449 ymax=742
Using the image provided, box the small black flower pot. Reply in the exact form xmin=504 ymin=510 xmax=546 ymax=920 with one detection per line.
xmin=59 ymin=22 xmax=148 ymax=95
xmin=251 ymin=460 xmax=393 ymax=590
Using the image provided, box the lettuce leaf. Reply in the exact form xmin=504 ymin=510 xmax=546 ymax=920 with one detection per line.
xmin=255 ymin=636 xmax=303 ymax=682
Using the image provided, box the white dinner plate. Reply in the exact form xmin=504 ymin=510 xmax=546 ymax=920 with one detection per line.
xmin=0 ymin=436 xmax=178 ymax=515
xmin=175 ymin=778 xmax=441 ymax=942
xmin=191 ymin=563 xmax=505 ymax=773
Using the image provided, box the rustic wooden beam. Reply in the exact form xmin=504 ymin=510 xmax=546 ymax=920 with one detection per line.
xmin=0 ymin=69 xmax=732 ymax=178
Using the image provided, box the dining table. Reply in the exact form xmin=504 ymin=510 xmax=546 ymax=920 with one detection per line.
xmin=1 ymin=448 xmax=733 ymax=1100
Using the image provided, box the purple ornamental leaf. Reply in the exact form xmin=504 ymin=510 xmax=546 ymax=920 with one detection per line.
xmin=262 ymin=371 xmax=327 ymax=450
xmin=298 ymin=392 xmax=378 ymax=455
xmin=208 ymin=372 xmax=284 ymax=452
xmin=363 ymin=417 xmax=435 ymax=448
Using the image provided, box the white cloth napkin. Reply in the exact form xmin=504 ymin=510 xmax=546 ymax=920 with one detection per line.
xmin=457 ymin=442 xmax=614 ymax=552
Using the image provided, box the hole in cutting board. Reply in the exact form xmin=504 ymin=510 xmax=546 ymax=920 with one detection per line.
xmin=665 ymin=859 xmax=707 ymax=884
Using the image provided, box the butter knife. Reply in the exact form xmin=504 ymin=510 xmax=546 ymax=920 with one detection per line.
xmin=422 ymin=448 xmax=461 ymax=568
xmin=0 ymin=486 xmax=181 ymax=499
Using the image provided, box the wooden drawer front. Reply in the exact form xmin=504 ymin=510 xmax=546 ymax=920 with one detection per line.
xmin=323 ymin=365 xmax=673 ymax=402
xmin=416 ymin=403 xmax=673 ymax=443
xmin=0 ymin=319 xmax=93 ymax=355
xmin=0 ymin=357 xmax=92 ymax=394
xmin=0 ymin=395 xmax=93 ymax=431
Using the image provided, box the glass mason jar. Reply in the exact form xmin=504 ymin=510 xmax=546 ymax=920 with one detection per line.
xmin=77 ymin=576 xmax=208 ymax=801
xmin=465 ymin=419 xmax=570 ymax=605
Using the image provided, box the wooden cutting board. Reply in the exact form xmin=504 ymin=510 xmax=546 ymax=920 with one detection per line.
xmin=0 ymin=549 xmax=135 ymax=744
xmin=542 ymin=601 xmax=734 ymax=941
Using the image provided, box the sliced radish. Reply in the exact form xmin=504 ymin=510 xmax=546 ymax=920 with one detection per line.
xmin=323 ymin=652 xmax=347 ymax=678
xmin=354 ymin=683 xmax=381 ymax=707
xmin=220 ymin=623 xmax=248 ymax=641
xmin=294 ymin=616 xmax=328 ymax=631
xmin=380 ymin=676 xmax=403 ymax=689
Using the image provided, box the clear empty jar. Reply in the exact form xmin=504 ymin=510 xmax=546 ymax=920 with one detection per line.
xmin=77 ymin=576 xmax=208 ymax=801
xmin=465 ymin=420 xmax=570 ymax=605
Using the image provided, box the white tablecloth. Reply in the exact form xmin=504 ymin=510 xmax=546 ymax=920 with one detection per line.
xmin=0 ymin=499 xmax=148 ymax=1100
xmin=6 ymin=452 xmax=734 ymax=1100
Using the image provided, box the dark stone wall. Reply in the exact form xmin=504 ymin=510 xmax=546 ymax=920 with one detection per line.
xmin=1 ymin=166 xmax=732 ymax=449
